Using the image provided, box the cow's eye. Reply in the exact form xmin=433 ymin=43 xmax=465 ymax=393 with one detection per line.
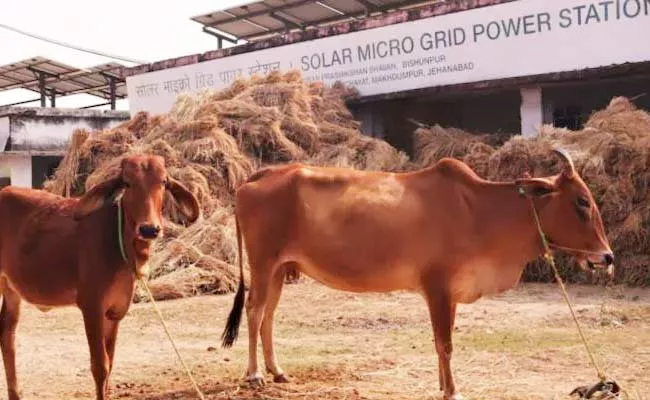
xmin=574 ymin=197 xmax=590 ymax=222
xmin=576 ymin=196 xmax=590 ymax=208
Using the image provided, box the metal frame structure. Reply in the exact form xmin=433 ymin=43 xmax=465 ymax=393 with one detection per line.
xmin=0 ymin=57 xmax=127 ymax=109
xmin=191 ymin=0 xmax=441 ymax=45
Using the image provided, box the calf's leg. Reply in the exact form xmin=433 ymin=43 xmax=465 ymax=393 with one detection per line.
xmin=82 ymin=307 xmax=110 ymax=400
xmin=424 ymin=288 xmax=462 ymax=400
xmin=0 ymin=288 xmax=22 ymax=400
xmin=104 ymin=319 xmax=120 ymax=377
xmin=260 ymin=266 xmax=288 ymax=383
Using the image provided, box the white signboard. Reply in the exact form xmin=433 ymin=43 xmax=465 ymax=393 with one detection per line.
xmin=126 ymin=0 xmax=650 ymax=115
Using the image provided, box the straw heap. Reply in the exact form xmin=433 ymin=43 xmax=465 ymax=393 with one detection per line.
xmin=44 ymin=70 xmax=409 ymax=301
xmin=45 ymin=70 xmax=650 ymax=300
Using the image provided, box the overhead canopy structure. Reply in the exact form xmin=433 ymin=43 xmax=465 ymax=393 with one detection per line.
xmin=192 ymin=0 xmax=439 ymax=44
xmin=0 ymin=57 xmax=126 ymax=109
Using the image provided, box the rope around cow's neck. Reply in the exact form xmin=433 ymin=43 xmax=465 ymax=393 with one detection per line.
xmin=115 ymin=199 xmax=206 ymax=400
xmin=517 ymin=186 xmax=609 ymax=384
xmin=116 ymin=199 xmax=128 ymax=264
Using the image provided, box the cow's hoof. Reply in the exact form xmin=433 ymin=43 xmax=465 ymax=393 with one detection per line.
xmin=273 ymin=373 xmax=290 ymax=383
xmin=8 ymin=389 xmax=21 ymax=400
xmin=246 ymin=375 xmax=265 ymax=388
xmin=445 ymin=393 xmax=465 ymax=400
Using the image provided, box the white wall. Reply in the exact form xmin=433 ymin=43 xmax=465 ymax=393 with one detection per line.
xmin=0 ymin=155 xmax=32 ymax=188
xmin=9 ymin=117 xmax=124 ymax=151
xmin=0 ymin=117 xmax=8 ymax=151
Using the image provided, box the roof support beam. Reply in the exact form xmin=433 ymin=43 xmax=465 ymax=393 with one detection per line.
xmin=1 ymin=97 xmax=42 ymax=107
xmin=202 ymin=26 xmax=239 ymax=49
xmin=109 ymin=77 xmax=116 ymax=110
xmin=38 ymin=72 xmax=46 ymax=107
xmin=80 ymin=101 xmax=112 ymax=109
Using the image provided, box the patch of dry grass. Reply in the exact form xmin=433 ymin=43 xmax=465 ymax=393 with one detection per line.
xmin=103 ymin=282 xmax=650 ymax=400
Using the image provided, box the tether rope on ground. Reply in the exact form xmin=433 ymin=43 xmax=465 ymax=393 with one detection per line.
xmin=137 ymin=275 xmax=207 ymax=400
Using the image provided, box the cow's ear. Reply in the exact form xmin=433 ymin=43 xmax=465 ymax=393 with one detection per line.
xmin=73 ymin=176 xmax=125 ymax=220
xmin=515 ymin=177 xmax=556 ymax=198
xmin=165 ymin=177 xmax=200 ymax=224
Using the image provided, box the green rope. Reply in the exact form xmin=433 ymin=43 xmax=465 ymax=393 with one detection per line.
xmin=117 ymin=199 xmax=128 ymax=263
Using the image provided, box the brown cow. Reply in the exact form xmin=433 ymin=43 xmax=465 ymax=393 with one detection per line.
xmin=221 ymin=149 xmax=613 ymax=400
xmin=0 ymin=154 xmax=200 ymax=400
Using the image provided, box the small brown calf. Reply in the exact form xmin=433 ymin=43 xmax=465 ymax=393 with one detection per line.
xmin=0 ymin=155 xmax=200 ymax=400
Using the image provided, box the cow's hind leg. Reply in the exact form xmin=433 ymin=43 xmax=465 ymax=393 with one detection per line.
xmin=261 ymin=264 xmax=289 ymax=383
xmin=245 ymin=263 xmax=275 ymax=388
xmin=0 ymin=287 xmax=22 ymax=400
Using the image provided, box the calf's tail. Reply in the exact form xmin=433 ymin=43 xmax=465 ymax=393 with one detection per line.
xmin=221 ymin=211 xmax=246 ymax=348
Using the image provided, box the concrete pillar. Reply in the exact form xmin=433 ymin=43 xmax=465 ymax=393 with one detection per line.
xmin=520 ymin=86 xmax=543 ymax=137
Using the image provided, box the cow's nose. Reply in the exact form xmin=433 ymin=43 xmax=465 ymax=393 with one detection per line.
xmin=603 ymin=253 xmax=615 ymax=266
xmin=138 ymin=224 xmax=161 ymax=239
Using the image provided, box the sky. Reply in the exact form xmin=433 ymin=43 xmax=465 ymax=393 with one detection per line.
xmin=0 ymin=0 xmax=251 ymax=110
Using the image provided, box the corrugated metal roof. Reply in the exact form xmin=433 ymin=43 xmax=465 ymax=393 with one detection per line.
xmin=0 ymin=57 xmax=127 ymax=101
xmin=191 ymin=0 xmax=440 ymax=41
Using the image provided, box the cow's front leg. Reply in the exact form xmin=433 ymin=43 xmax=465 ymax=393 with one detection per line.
xmin=424 ymin=286 xmax=462 ymax=400
xmin=82 ymin=307 xmax=110 ymax=400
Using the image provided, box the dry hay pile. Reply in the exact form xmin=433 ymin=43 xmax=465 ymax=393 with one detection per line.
xmin=413 ymin=96 xmax=650 ymax=286
xmin=44 ymin=70 xmax=409 ymax=301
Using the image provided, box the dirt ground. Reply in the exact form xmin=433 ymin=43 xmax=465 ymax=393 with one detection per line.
xmin=1 ymin=280 xmax=648 ymax=400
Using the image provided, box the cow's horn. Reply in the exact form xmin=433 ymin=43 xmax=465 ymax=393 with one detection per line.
xmin=552 ymin=147 xmax=575 ymax=172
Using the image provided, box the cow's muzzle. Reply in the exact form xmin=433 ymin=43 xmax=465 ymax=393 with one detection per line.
xmin=580 ymin=252 xmax=615 ymax=277
xmin=138 ymin=224 xmax=161 ymax=240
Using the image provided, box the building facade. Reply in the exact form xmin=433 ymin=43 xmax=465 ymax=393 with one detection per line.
xmin=122 ymin=0 xmax=650 ymax=155
xmin=0 ymin=107 xmax=129 ymax=189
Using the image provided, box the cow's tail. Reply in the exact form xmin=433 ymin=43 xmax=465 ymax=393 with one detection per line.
xmin=221 ymin=210 xmax=246 ymax=348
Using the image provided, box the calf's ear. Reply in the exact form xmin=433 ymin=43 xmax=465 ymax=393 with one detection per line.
xmin=165 ymin=177 xmax=201 ymax=224
xmin=73 ymin=176 xmax=125 ymax=220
